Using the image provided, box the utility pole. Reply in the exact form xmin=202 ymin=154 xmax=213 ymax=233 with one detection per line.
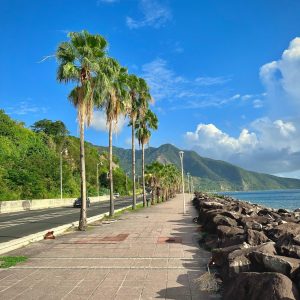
xmin=187 ymin=172 xmax=190 ymax=196
xmin=60 ymin=149 xmax=67 ymax=199
xmin=179 ymin=151 xmax=186 ymax=214
xmin=96 ymin=162 xmax=102 ymax=202
xmin=126 ymin=172 xmax=129 ymax=194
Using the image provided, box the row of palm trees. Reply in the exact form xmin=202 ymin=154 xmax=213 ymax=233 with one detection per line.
xmin=145 ymin=162 xmax=182 ymax=205
xmin=56 ymin=30 xmax=160 ymax=230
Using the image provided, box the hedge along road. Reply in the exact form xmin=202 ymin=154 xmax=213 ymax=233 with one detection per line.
xmin=0 ymin=196 xmax=143 ymax=243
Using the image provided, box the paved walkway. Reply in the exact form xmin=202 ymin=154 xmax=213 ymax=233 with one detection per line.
xmin=0 ymin=194 xmax=218 ymax=300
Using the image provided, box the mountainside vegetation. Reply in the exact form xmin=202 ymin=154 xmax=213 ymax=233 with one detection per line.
xmin=98 ymin=144 xmax=300 ymax=191
xmin=0 ymin=110 xmax=131 ymax=201
xmin=1 ymin=110 xmax=299 ymax=201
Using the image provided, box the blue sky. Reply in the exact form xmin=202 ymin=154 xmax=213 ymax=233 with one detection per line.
xmin=1 ymin=0 xmax=300 ymax=177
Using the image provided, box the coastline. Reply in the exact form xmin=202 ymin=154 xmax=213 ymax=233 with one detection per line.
xmin=217 ymin=189 xmax=300 ymax=211
xmin=193 ymin=192 xmax=300 ymax=299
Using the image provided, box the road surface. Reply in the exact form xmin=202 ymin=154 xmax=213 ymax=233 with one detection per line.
xmin=0 ymin=196 xmax=142 ymax=243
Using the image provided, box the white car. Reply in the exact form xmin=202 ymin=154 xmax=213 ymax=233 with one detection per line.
xmin=113 ymin=193 xmax=120 ymax=198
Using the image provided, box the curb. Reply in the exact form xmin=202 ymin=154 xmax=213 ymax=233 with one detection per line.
xmin=0 ymin=204 xmax=133 ymax=255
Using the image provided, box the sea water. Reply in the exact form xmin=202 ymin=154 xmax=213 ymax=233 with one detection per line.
xmin=219 ymin=189 xmax=300 ymax=211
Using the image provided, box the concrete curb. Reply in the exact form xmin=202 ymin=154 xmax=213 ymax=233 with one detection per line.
xmin=0 ymin=204 xmax=133 ymax=255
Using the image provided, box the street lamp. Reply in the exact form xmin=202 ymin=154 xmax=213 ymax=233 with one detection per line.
xmin=60 ymin=148 xmax=68 ymax=199
xmin=179 ymin=151 xmax=186 ymax=214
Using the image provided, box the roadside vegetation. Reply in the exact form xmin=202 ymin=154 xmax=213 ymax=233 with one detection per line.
xmin=0 ymin=111 xmax=132 ymax=200
xmin=0 ymin=256 xmax=27 ymax=268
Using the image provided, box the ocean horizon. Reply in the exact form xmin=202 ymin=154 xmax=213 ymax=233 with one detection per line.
xmin=218 ymin=189 xmax=300 ymax=211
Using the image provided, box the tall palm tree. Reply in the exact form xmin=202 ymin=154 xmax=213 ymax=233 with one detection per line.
xmin=126 ymin=75 xmax=140 ymax=210
xmin=136 ymin=109 xmax=158 ymax=207
xmin=99 ymin=58 xmax=128 ymax=216
xmin=56 ymin=30 xmax=108 ymax=231
xmin=127 ymin=76 xmax=153 ymax=209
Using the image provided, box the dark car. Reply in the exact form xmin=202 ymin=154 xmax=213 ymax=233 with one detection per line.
xmin=73 ymin=197 xmax=91 ymax=208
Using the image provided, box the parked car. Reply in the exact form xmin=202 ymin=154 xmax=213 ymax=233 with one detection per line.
xmin=113 ymin=193 xmax=120 ymax=198
xmin=73 ymin=197 xmax=91 ymax=208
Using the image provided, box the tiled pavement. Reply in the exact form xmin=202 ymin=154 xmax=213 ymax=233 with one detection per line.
xmin=0 ymin=194 xmax=219 ymax=300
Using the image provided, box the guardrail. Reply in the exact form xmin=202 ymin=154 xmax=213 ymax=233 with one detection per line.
xmin=0 ymin=195 xmax=109 ymax=214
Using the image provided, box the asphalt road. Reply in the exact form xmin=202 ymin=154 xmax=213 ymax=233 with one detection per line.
xmin=0 ymin=196 xmax=142 ymax=243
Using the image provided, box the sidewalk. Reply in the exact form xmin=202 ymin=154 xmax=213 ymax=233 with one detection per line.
xmin=0 ymin=194 xmax=217 ymax=300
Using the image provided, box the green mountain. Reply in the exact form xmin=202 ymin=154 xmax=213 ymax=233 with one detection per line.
xmin=98 ymin=143 xmax=300 ymax=191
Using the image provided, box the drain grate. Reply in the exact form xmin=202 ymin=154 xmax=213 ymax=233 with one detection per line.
xmin=157 ymin=237 xmax=182 ymax=244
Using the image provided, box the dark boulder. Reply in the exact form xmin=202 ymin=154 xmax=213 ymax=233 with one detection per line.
xmin=247 ymin=229 xmax=270 ymax=246
xmin=201 ymin=210 xmax=238 ymax=233
xmin=267 ymin=223 xmax=300 ymax=242
xmin=223 ymin=272 xmax=300 ymax=300
xmin=226 ymin=242 xmax=277 ymax=279
xmin=217 ymin=225 xmax=245 ymax=247
xmin=211 ymin=243 xmax=248 ymax=267
xmin=249 ymin=251 xmax=300 ymax=276
xmin=276 ymin=234 xmax=300 ymax=259
xmin=240 ymin=215 xmax=271 ymax=227
xmin=201 ymin=201 xmax=224 ymax=210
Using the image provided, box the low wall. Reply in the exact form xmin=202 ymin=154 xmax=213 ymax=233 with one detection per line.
xmin=0 ymin=195 xmax=109 ymax=214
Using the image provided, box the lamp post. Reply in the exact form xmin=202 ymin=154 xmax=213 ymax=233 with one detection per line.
xmin=60 ymin=149 xmax=68 ymax=199
xmin=179 ymin=151 xmax=186 ymax=214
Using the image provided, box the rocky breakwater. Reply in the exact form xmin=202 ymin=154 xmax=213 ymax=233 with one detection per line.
xmin=193 ymin=192 xmax=300 ymax=300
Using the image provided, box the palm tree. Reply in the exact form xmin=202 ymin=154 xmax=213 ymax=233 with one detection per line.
xmin=99 ymin=58 xmax=128 ymax=216
xmin=56 ymin=30 xmax=108 ymax=231
xmin=126 ymin=75 xmax=139 ymax=210
xmin=136 ymin=109 xmax=158 ymax=207
xmin=127 ymin=76 xmax=153 ymax=209
xmin=145 ymin=161 xmax=164 ymax=204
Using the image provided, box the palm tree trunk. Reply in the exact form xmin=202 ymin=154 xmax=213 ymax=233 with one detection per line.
xmin=109 ymin=121 xmax=114 ymax=217
xmin=78 ymin=114 xmax=87 ymax=231
xmin=142 ymin=143 xmax=146 ymax=207
xmin=132 ymin=121 xmax=136 ymax=210
xmin=151 ymin=187 xmax=155 ymax=205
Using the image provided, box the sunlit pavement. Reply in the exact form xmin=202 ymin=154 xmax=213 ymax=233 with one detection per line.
xmin=0 ymin=194 xmax=218 ymax=300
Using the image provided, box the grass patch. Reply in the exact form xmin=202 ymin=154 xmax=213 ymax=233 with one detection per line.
xmin=103 ymin=202 xmax=146 ymax=220
xmin=0 ymin=256 xmax=27 ymax=268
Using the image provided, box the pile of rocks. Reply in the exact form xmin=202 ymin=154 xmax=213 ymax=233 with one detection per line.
xmin=193 ymin=192 xmax=300 ymax=300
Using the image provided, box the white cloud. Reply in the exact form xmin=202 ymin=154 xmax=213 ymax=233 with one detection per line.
xmin=260 ymin=37 xmax=300 ymax=116
xmin=126 ymin=0 xmax=172 ymax=29
xmin=97 ymin=0 xmax=118 ymax=4
xmin=253 ymin=99 xmax=263 ymax=109
xmin=195 ymin=76 xmax=230 ymax=86
xmin=141 ymin=58 xmax=233 ymax=108
xmin=125 ymin=137 xmax=139 ymax=149
xmin=185 ymin=118 xmax=300 ymax=174
xmin=90 ymin=110 xmax=126 ymax=133
xmin=6 ymin=100 xmax=47 ymax=116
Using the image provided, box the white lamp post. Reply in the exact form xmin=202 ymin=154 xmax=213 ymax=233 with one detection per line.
xmin=60 ymin=149 xmax=68 ymax=199
xmin=179 ymin=151 xmax=186 ymax=214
